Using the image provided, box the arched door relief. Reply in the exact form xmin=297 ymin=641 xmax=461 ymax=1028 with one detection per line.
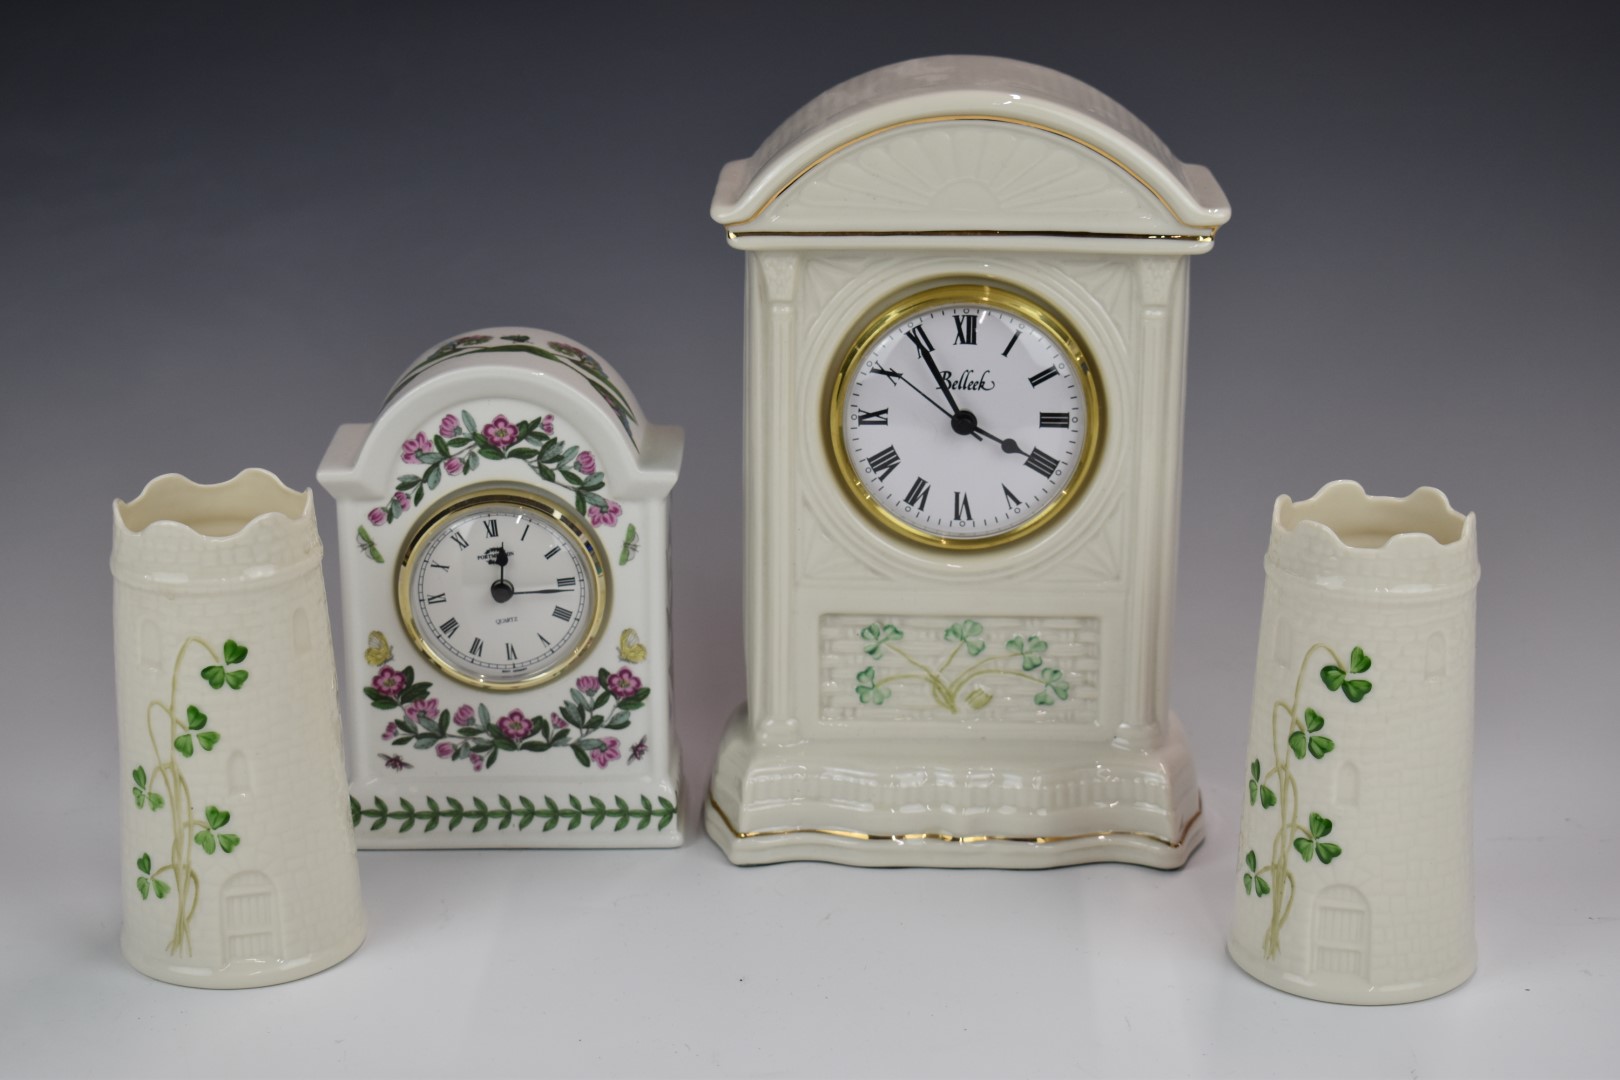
xmin=1310 ymin=884 xmax=1370 ymax=979
xmin=221 ymin=871 xmax=281 ymax=963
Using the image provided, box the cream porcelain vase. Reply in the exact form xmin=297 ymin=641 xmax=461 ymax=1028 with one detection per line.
xmin=1227 ymin=481 xmax=1479 ymax=1004
xmin=112 ymin=469 xmax=365 ymax=988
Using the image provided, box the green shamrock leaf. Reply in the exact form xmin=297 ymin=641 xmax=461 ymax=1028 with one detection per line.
xmin=1254 ymin=875 xmax=1271 ymax=897
xmin=1258 ymin=784 xmax=1277 ymax=809
xmin=944 ymin=620 xmax=986 ymax=656
xmin=1007 ymin=635 xmax=1049 ymax=672
xmin=1307 ymin=735 xmax=1335 ymax=759
xmin=133 ymin=788 xmax=145 ymax=809
xmin=205 ymin=805 xmax=230 ymax=830
xmin=186 ymin=705 xmax=208 ymax=731
xmin=223 ymin=640 xmax=248 ymax=665
xmin=1309 ymin=812 xmax=1332 ymax=839
xmin=1243 ymin=873 xmax=1253 ymax=895
xmin=200 ymin=665 xmax=227 ymax=689
xmin=1245 ymin=850 xmax=1258 ymax=873
xmin=1288 ymin=730 xmax=1308 ymax=759
xmin=1349 ymin=646 xmax=1371 ymax=674
xmin=224 ymin=669 xmax=250 ymax=690
xmin=147 ymin=791 xmax=164 ymax=811
xmin=1304 ymin=708 xmax=1325 ymax=732
xmin=152 ymin=878 xmax=170 ymax=899
xmin=133 ymin=766 xmax=147 ymax=790
xmin=137 ymin=853 xmax=152 ymax=875
xmin=136 ymin=877 xmax=149 ymax=899
xmin=173 ymin=733 xmax=194 ymax=757
xmin=855 ymin=667 xmax=891 ymax=706
xmin=218 ymin=834 xmax=240 ymax=854
xmin=1293 ymin=813 xmax=1342 ymax=863
xmin=1341 ymin=678 xmax=1371 ymax=703
xmin=1320 ymin=665 xmax=1344 ymax=691
xmin=198 ymin=731 xmax=221 ymax=751
xmin=860 ymin=623 xmax=902 ymax=658
xmin=1248 ymin=760 xmax=1261 ymax=805
xmin=195 ymin=830 xmax=217 ymax=855
xmin=1242 ymin=850 xmax=1259 ymax=895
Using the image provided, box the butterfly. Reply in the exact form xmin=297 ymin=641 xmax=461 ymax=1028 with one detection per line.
xmin=618 ymin=628 xmax=646 ymax=664
xmin=364 ymin=630 xmax=393 ymax=667
xmin=618 ymin=523 xmax=639 ymax=565
xmin=356 ymin=525 xmax=384 ymax=564
xmin=378 ymin=754 xmax=413 ymax=771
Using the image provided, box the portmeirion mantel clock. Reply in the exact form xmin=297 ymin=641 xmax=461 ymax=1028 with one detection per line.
xmin=705 ymin=56 xmax=1231 ymax=868
xmin=318 ymin=328 xmax=684 ymax=848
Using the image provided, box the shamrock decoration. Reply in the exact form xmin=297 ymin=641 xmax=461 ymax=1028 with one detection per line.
xmin=130 ymin=766 xmax=165 ymax=812
xmin=855 ymin=667 xmax=890 ymax=705
xmin=1242 ymin=850 xmax=1270 ymax=897
xmin=1292 ymin=812 xmax=1342 ymax=864
xmin=134 ymin=853 xmax=170 ymax=900
xmin=1320 ymin=645 xmax=1372 ymax=702
xmin=200 ymin=639 xmax=250 ymax=690
xmin=1249 ymin=759 xmax=1276 ymax=809
xmin=1288 ymin=708 xmax=1336 ymax=760
xmin=192 ymin=805 xmax=241 ymax=856
xmin=1033 ymin=667 xmax=1070 ymax=707
xmin=1006 ymin=635 xmax=1049 ymax=672
xmin=943 ymin=620 xmax=986 ymax=656
xmin=860 ymin=623 xmax=903 ymax=658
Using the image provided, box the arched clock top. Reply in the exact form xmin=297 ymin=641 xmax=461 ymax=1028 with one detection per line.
xmin=712 ymin=55 xmax=1229 ymax=238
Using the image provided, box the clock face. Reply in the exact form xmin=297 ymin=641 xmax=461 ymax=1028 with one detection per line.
xmin=396 ymin=487 xmax=609 ymax=690
xmin=830 ymin=284 xmax=1104 ymax=548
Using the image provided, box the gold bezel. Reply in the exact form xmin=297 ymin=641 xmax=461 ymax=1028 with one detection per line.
xmin=394 ymin=485 xmax=611 ymax=692
xmin=826 ymin=282 xmax=1106 ymax=551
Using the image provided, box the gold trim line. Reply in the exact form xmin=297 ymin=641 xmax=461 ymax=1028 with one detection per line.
xmin=708 ymin=795 xmax=1201 ymax=850
xmin=729 ymin=230 xmax=1213 ymax=243
xmin=722 ymin=115 xmax=1225 ymax=233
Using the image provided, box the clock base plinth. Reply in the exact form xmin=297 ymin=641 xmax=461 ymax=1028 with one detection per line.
xmin=705 ymin=704 xmax=1204 ymax=869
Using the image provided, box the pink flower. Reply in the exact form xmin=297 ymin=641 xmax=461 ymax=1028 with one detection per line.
xmin=540 ymin=414 xmax=554 ymax=434
xmin=482 ymin=414 xmax=519 ymax=449
xmin=435 ymin=742 xmax=455 ymax=759
xmin=454 ymin=335 xmax=492 ymax=347
xmin=497 ymin=710 xmax=533 ymax=741
xmin=444 ymin=457 xmax=463 ymax=475
xmin=454 ymin=704 xmax=476 ymax=725
xmin=367 ymin=507 xmax=387 ymax=526
xmin=401 ymin=432 xmax=432 ymax=464
xmin=439 ymin=414 xmax=461 ymax=438
xmin=629 ymin=736 xmax=648 ymax=762
xmin=393 ymin=490 xmax=412 ymax=510
xmin=589 ymin=737 xmax=621 ymax=768
xmin=372 ymin=667 xmax=406 ymax=698
xmin=405 ymin=697 xmax=439 ymax=723
xmin=551 ymin=712 xmax=567 ymax=731
xmin=575 ymin=451 xmax=596 ymax=475
xmin=606 ymin=667 xmax=641 ymax=699
xmin=381 ymin=722 xmax=398 ymax=740
xmin=470 ymin=753 xmax=484 ymax=772
xmin=576 ymin=675 xmax=599 ymax=694
xmin=588 ymin=501 xmax=622 ymax=528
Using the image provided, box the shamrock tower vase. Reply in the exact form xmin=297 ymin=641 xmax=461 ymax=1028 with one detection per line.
xmin=112 ymin=469 xmax=365 ymax=988
xmin=1227 ymin=481 xmax=1479 ymax=1005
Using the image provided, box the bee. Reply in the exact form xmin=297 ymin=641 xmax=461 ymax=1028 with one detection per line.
xmin=618 ymin=522 xmax=639 ymax=565
xmin=356 ymin=525 xmax=384 ymax=564
xmin=618 ymin=628 xmax=646 ymax=664
xmin=378 ymin=753 xmax=413 ymax=771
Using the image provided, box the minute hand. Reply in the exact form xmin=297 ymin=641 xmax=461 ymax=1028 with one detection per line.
xmin=510 ymin=587 xmax=575 ymax=595
xmin=869 ymin=365 xmax=982 ymax=438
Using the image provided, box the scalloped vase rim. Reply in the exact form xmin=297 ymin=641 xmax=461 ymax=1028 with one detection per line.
xmin=1273 ymin=480 xmax=1474 ymax=554
xmin=114 ymin=468 xmax=313 ymax=541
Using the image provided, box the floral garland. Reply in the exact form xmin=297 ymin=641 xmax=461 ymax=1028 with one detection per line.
xmin=367 ymin=659 xmax=650 ymax=772
xmin=366 ymin=407 xmax=622 ymax=529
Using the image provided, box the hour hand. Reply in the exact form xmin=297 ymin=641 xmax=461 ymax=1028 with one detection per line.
xmin=971 ymin=424 xmax=1025 ymax=456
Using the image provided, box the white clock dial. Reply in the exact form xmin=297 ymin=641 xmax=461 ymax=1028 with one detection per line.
xmin=832 ymin=285 xmax=1103 ymax=548
xmin=396 ymin=488 xmax=608 ymax=689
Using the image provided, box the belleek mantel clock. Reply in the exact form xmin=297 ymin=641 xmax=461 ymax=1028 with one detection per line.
xmin=705 ymin=55 xmax=1231 ymax=867
xmin=318 ymin=329 xmax=684 ymax=847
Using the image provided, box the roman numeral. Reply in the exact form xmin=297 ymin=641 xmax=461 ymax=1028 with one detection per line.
xmin=536 ymin=631 xmax=551 ymax=647
xmin=469 ymin=637 xmax=485 ymax=658
xmin=904 ymin=326 xmax=935 ymax=359
xmin=856 ymin=408 xmax=889 ymax=426
xmin=1003 ymin=484 xmax=1023 ymax=509
xmin=439 ymin=617 xmax=460 ymax=637
xmin=552 ymin=606 xmax=572 ymax=621
xmin=544 ymin=545 xmax=560 ymax=559
xmin=504 ymin=643 xmax=518 ymax=661
xmin=556 ymin=576 xmax=576 ymax=589
xmin=1025 ymin=447 xmax=1060 ymax=478
xmin=953 ymin=491 xmax=972 ymax=520
xmin=1039 ymin=412 xmax=1070 ymax=428
xmin=903 ymin=476 xmax=931 ymax=510
xmin=953 ymin=314 xmax=977 ymax=345
xmin=520 ymin=524 xmax=530 ymax=541
xmin=425 ymin=593 xmax=446 ymax=605
xmin=1001 ymin=331 xmax=1021 ymax=357
xmin=483 ymin=519 xmax=498 ymax=538
xmin=1028 ymin=366 xmax=1058 ymax=388
xmin=450 ymin=532 xmax=470 ymax=549
xmin=867 ymin=445 xmax=901 ymax=481
xmin=429 ymin=561 xmax=449 ymax=571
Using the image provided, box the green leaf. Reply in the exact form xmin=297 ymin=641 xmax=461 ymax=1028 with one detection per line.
xmin=1258 ymin=785 xmax=1277 ymax=810
xmin=1250 ymin=759 xmax=1261 ymax=783
xmin=206 ymin=805 xmax=230 ymax=830
xmin=1309 ymin=812 xmax=1332 ymax=839
xmin=186 ymin=705 xmax=208 ymax=730
xmin=196 ymin=830 xmax=217 ymax=855
xmin=133 ymin=788 xmax=145 ymax=808
xmin=1245 ymin=850 xmax=1258 ymax=873
xmin=152 ymin=878 xmax=170 ymax=899
xmin=1288 ymin=731 xmax=1308 ymax=759
xmin=1243 ymin=873 xmax=1253 ymax=895
xmin=1316 ymin=842 xmax=1342 ymax=864
xmin=1303 ymin=708 xmax=1324 ymax=733
xmin=1320 ymin=665 xmax=1345 ymax=691
xmin=137 ymin=853 xmax=152 ymax=875
xmin=1349 ymin=646 xmax=1370 ymax=674
xmin=1248 ymin=779 xmax=1257 ymax=805
xmin=147 ymin=791 xmax=164 ymax=810
xmin=136 ymin=877 xmax=149 ymax=899
xmin=1308 ymin=735 xmax=1335 ymax=759
xmin=224 ymin=669 xmax=249 ymax=690
xmin=461 ymin=409 xmax=477 ymax=436
xmin=133 ymin=766 xmax=147 ymax=790
xmin=1294 ymin=837 xmax=1314 ymax=861
xmin=218 ymin=834 xmax=240 ymax=853
xmin=1342 ymin=679 xmax=1371 ymax=703
xmin=1255 ymin=876 xmax=1271 ymax=897
xmin=223 ymin=640 xmax=248 ymax=664
xmin=201 ymin=665 xmax=227 ymax=689
xmin=173 ymin=733 xmax=194 ymax=757
xmin=1033 ymin=691 xmax=1053 ymax=707
xmin=197 ymin=731 xmax=220 ymax=751
xmin=573 ymin=745 xmax=591 ymax=768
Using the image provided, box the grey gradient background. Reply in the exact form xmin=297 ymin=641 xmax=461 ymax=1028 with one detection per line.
xmin=3 ymin=3 xmax=1617 ymax=1077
